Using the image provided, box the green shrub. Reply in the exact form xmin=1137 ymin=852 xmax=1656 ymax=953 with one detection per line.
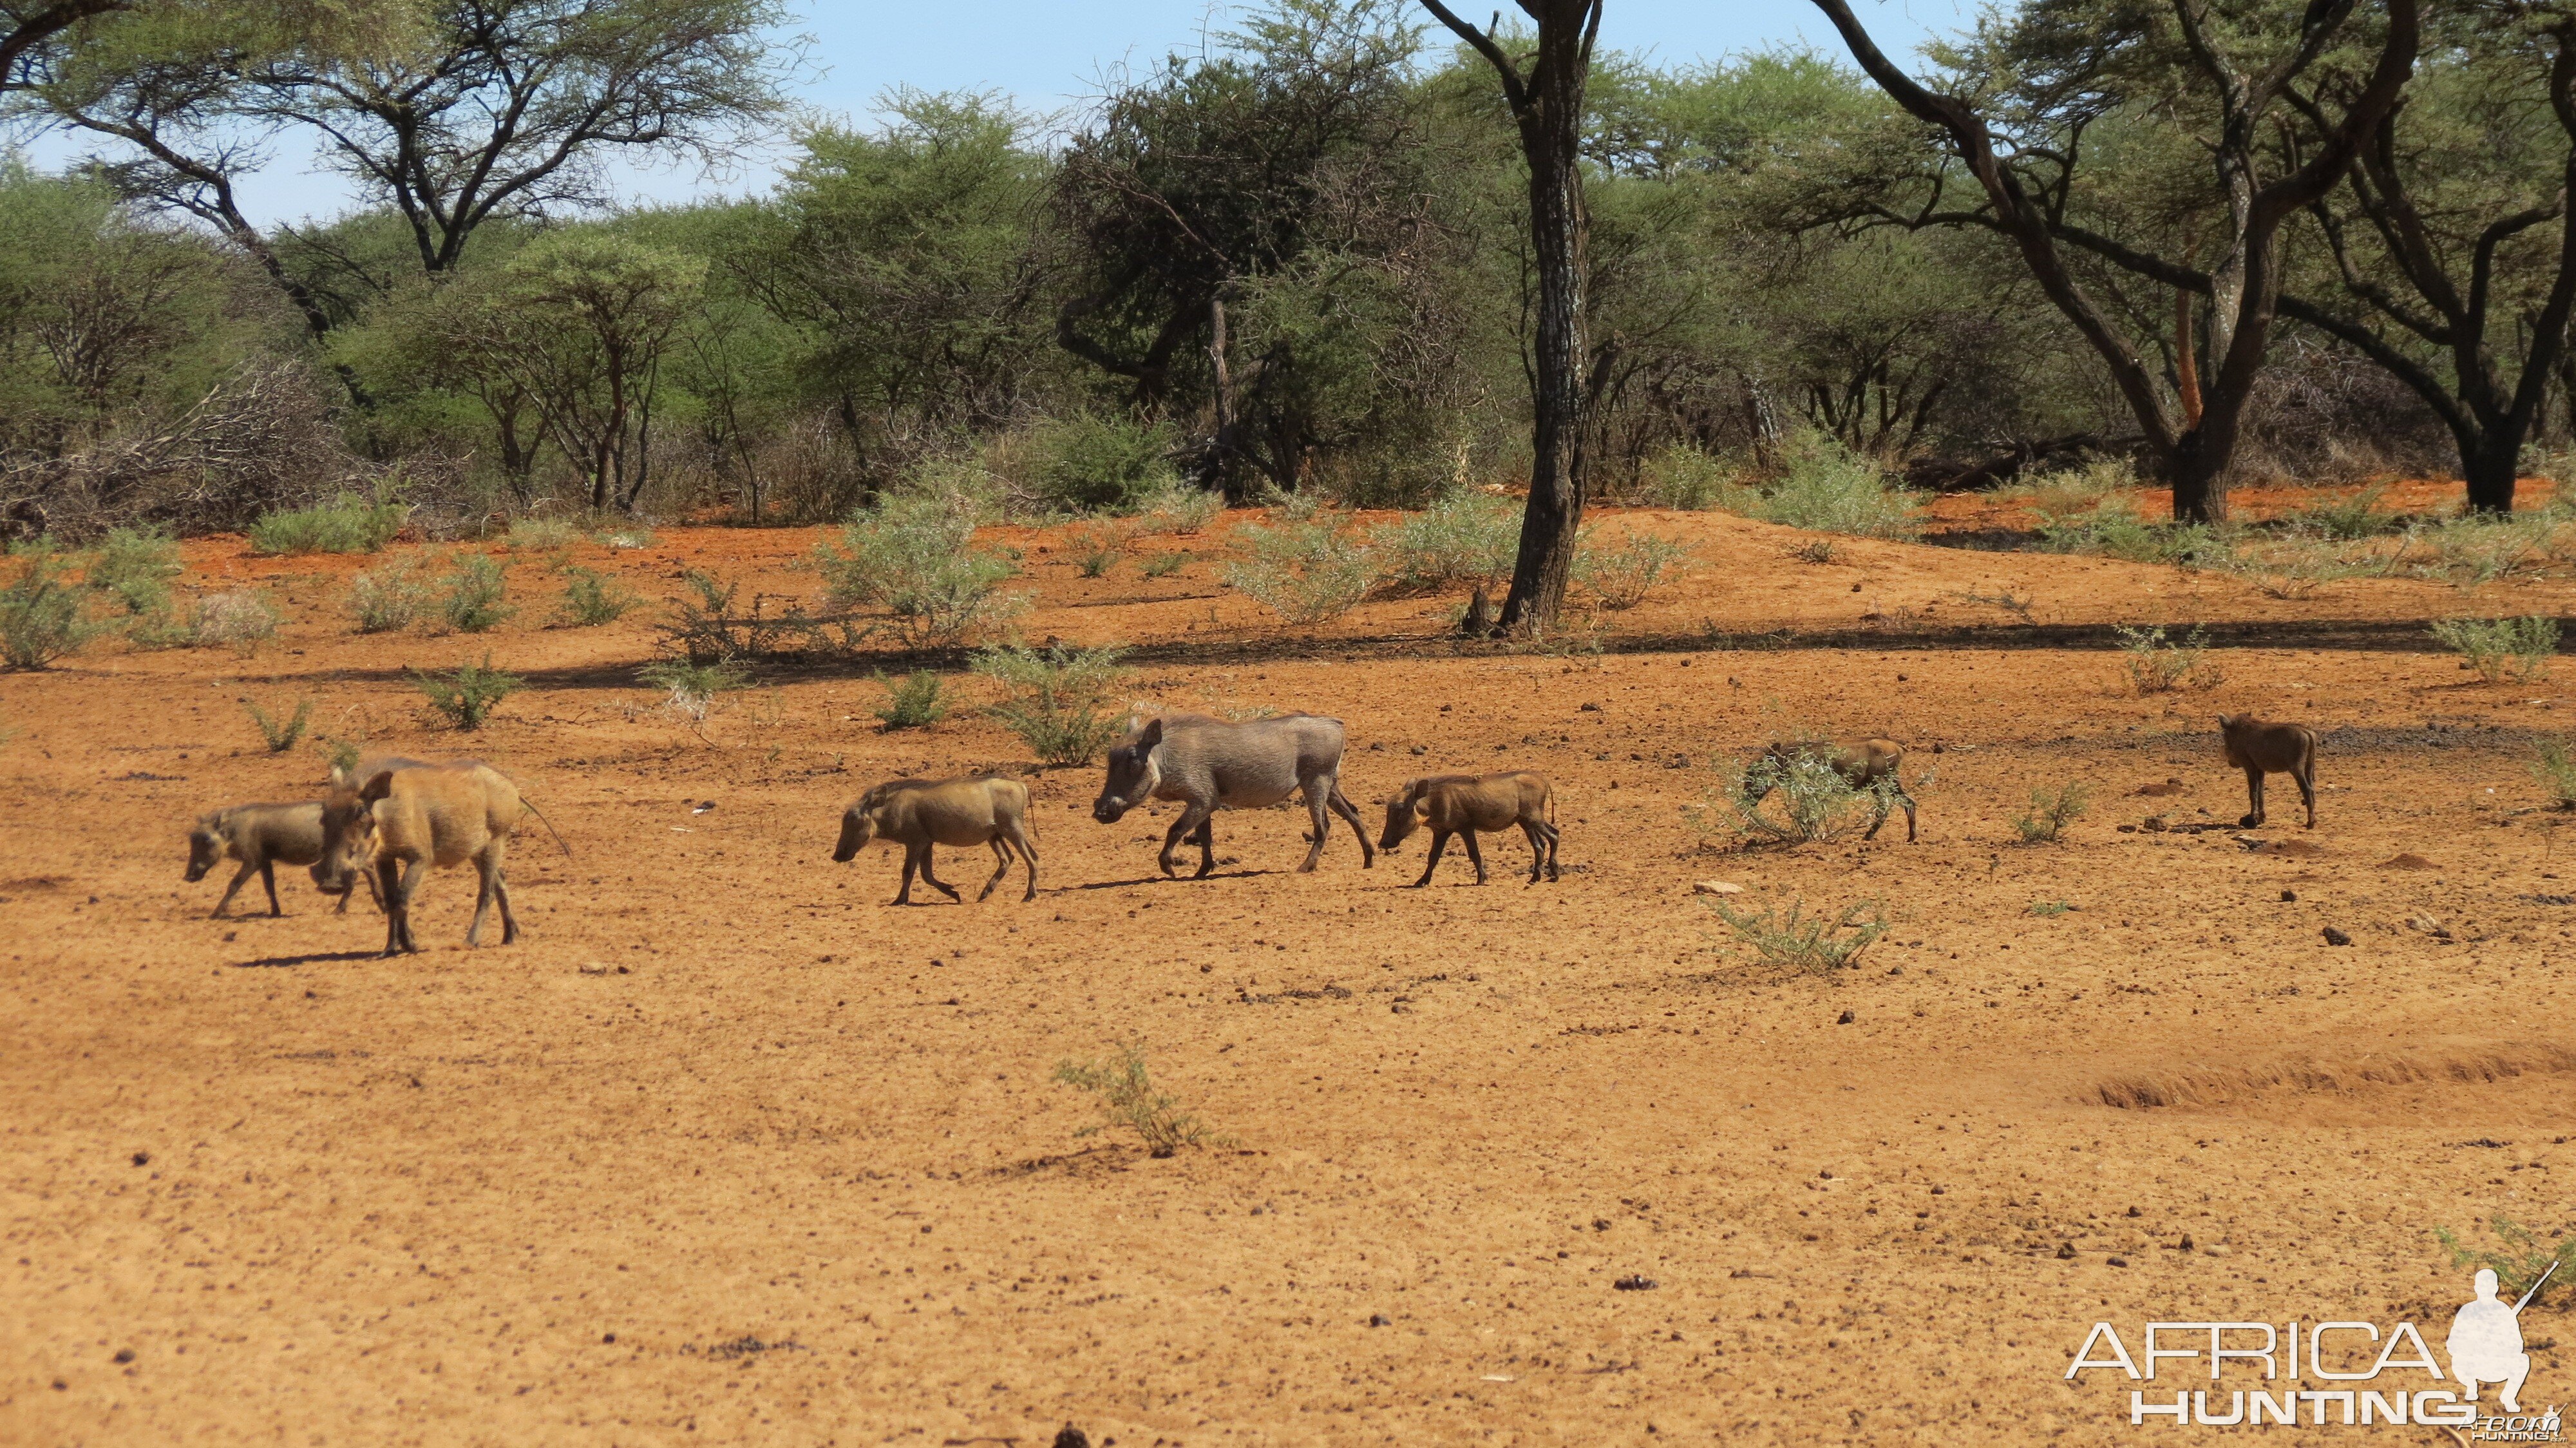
xmin=556 ymin=564 xmax=639 ymax=627
xmin=502 ymin=517 xmax=582 ymax=550
xmin=85 ymin=525 xmax=182 ymax=617
xmin=1636 ymin=443 xmax=1747 ymax=510
xmin=2021 ymin=457 xmax=2139 ymax=522
xmin=411 ymin=654 xmax=522 ymax=730
xmin=1032 ymin=414 xmax=1177 ymax=515
xmin=972 ymin=642 xmax=1132 ymax=767
xmin=315 ymin=734 xmax=365 ymax=776
xmin=2436 ymin=1215 xmax=2575 ymax=1309
xmin=1735 ymin=433 xmax=1924 ymax=538
xmin=247 ymin=493 xmax=409 ymax=555
xmin=1705 ymin=896 xmax=1889 ymax=974
xmin=2424 ymin=512 xmax=2552 ymax=588
xmin=2432 ymin=615 xmax=2559 ymax=683
xmin=1379 ymin=491 xmax=1519 ymax=592
xmin=2216 ymin=527 xmax=2374 ymax=598
xmin=2535 ymin=738 xmax=2576 ymax=810
xmin=1141 ymin=549 xmax=1194 ymax=579
xmin=1052 ymin=1043 xmax=1227 ymax=1157
xmin=2114 ymin=624 xmax=2221 ymax=693
xmin=189 ymin=589 xmax=278 ymax=656
xmin=872 ymin=669 xmax=949 ymax=730
xmin=1226 ymin=513 xmax=1378 ymax=624
xmin=241 ymin=695 xmax=311 ymax=753
xmin=1692 ymin=745 xmax=1888 ymax=846
xmin=0 ymin=540 xmax=104 ymax=669
xmin=813 ymin=494 xmax=1023 ymax=649
xmin=1573 ymin=528 xmax=1693 ymax=610
xmin=2013 ymin=782 xmax=2091 ymax=843
xmin=347 ymin=556 xmax=428 ymax=633
xmin=433 ymin=553 xmax=513 ymax=634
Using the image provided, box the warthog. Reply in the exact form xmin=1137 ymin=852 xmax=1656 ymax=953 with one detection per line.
xmin=186 ymin=801 xmax=363 ymax=917
xmin=2219 ymin=714 xmax=2318 ymax=828
xmin=317 ymin=761 xmax=524 ymax=954
xmin=1378 ymin=772 xmax=1560 ymax=886
xmin=834 ymin=774 xmax=1039 ymax=905
xmin=1093 ymin=712 xmax=1374 ymax=878
xmin=1745 ymin=738 xmax=1917 ymax=842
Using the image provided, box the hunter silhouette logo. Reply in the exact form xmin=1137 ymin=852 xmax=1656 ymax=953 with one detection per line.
xmin=2064 ymin=1259 xmax=2562 ymax=1431
xmin=2450 ymin=1263 xmax=2553 ymax=1415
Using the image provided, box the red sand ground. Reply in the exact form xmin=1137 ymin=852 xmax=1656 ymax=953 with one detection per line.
xmin=5 ymin=486 xmax=2572 ymax=1445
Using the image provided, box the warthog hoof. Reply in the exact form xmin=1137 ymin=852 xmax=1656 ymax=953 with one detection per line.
xmin=2240 ymin=812 xmax=2262 ymax=827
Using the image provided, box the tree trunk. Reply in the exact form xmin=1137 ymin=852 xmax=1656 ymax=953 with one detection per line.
xmin=1419 ymin=0 xmax=1601 ymax=638
xmin=2464 ymin=433 xmax=2522 ymax=515
xmin=2175 ymin=287 xmax=2202 ymax=430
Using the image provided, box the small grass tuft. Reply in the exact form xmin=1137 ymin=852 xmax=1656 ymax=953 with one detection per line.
xmin=871 ymin=670 xmax=949 ymax=730
xmin=555 ymin=564 xmax=639 ymax=627
xmin=2431 ymin=615 xmax=2558 ymax=683
xmin=433 ymin=553 xmax=513 ymax=634
xmin=411 ymin=654 xmax=523 ymax=730
xmin=2115 ymin=624 xmax=2221 ymax=694
xmin=2534 ymin=738 xmax=2576 ymax=810
xmin=240 ymin=695 xmax=312 ymax=753
xmin=639 ymin=658 xmax=750 ymax=737
xmin=189 ymin=590 xmax=278 ymax=657
xmin=1574 ymin=528 xmax=1693 ymax=610
xmin=1052 ymin=1044 xmax=1228 ymax=1157
xmin=2013 ymin=782 xmax=2091 ymax=843
xmin=1692 ymin=745 xmax=1880 ymax=846
xmin=1705 ymin=896 xmax=1889 ymax=975
xmin=2029 ymin=899 xmax=2074 ymax=917
xmin=1141 ymin=549 xmax=1193 ymax=580
xmin=1226 ymin=513 xmax=1377 ymax=624
xmin=502 ymin=517 xmax=582 ymax=550
xmin=1063 ymin=519 xmax=1136 ymax=579
xmin=348 ymin=556 xmax=429 ymax=633
xmin=0 ymin=539 xmax=105 ymax=670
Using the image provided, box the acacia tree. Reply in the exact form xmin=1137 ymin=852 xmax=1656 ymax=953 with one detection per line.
xmin=2272 ymin=6 xmax=2576 ymax=512
xmin=443 ymin=231 xmax=705 ymax=511
xmin=1811 ymin=0 xmax=2420 ymax=522
xmin=1419 ymin=0 xmax=1600 ymax=633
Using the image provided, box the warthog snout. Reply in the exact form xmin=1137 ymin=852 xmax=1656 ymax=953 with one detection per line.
xmin=833 ymin=806 xmax=875 ymax=861
xmin=184 ymin=828 xmax=221 ymax=882
xmin=1378 ymin=796 xmax=1419 ymax=852
xmin=1091 ymin=794 xmax=1131 ymax=824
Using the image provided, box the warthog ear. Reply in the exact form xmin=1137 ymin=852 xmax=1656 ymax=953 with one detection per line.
xmin=1134 ymin=718 xmax=1164 ymax=750
xmin=357 ymin=770 xmax=398 ymax=803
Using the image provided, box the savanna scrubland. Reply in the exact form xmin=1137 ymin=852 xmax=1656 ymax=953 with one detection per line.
xmin=6 ymin=0 xmax=2576 ymax=1442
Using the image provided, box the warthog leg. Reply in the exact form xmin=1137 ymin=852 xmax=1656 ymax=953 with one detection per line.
xmin=1158 ymin=801 xmax=1215 ymax=879
xmin=1008 ymin=819 xmax=1039 ymax=900
xmin=1298 ymin=784 xmax=1336 ymax=872
xmin=2240 ymin=767 xmax=2267 ymax=828
xmin=1461 ymin=829 xmax=1489 ymax=884
xmin=1326 ymin=783 xmax=1374 ymax=868
xmin=978 ymin=838 xmax=1016 ymax=902
xmin=916 ymin=844 xmax=962 ymax=902
xmin=1410 ymin=828 xmax=1453 ymax=888
xmin=383 ymin=857 xmax=425 ymax=956
xmin=1520 ymin=819 xmax=1558 ymax=884
xmin=211 ymin=859 xmax=260 ymax=919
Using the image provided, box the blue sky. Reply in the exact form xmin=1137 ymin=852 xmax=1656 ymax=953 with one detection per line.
xmin=19 ymin=0 xmax=1967 ymax=227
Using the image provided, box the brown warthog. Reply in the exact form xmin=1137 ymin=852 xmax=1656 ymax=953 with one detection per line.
xmin=1092 ymin=712 xmax=1372 ymax=878
xmin=317 ymin=761 xmax=524 ymax=954
xmin=2219 ymin=714 xmax=2318 ymax=828
xmin=1378 ymin=772 xmax=1560 ymax=886
xmin=186 ymin=801 xmax=363 ymax=917
xmin=1745 ymin=738 xmax=1917 ymax=841
xmin=834 ymin=775 xmax=1039 ymax=905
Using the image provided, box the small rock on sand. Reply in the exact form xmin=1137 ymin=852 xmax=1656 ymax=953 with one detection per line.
xmin=1693 ymin=880 xmax=1745 ymax=896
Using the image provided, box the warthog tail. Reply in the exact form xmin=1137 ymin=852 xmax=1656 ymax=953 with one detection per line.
xmin=522 ymin=797 xmax=573 ymax=857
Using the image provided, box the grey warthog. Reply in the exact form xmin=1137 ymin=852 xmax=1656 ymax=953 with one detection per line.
xmin=1745 ymin=738 xmax=1917 ymax=841
xmin=1378 ymin=772 xmax=1560 ymax=886
xmin=186 ymin=801 xmax=365 ymax=917
xmin=834 ymin=774 xmax=1039 ymax=904
xmin=1093 ymin=712 xmax=1374 ymax=878
xmin=317 ymin=760 xmax=526 ymax=954
xmin=2218 ymin=714 xmax=2318 ymax=828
